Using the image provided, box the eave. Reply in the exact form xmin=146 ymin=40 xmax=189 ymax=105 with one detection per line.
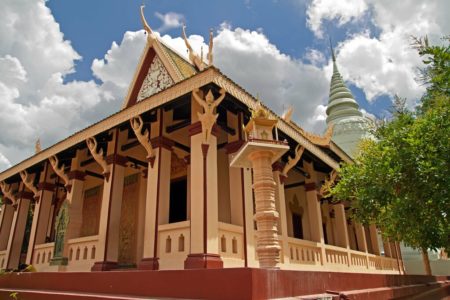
xmin=0 ymin=67 xmax=347 ymax=182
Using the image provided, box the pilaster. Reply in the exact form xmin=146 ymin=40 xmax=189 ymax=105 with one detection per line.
xmin=5 ymin=184 xmax=32 ymax=270
xmin=332 ymin=203 xmax=350 ymax=249
xmin=0 ymin=204 xmax=15 ymax=251
xmin=273 ymin=169 xmax=289 ymax=264
xmin=354 ymin=222 xmax=368 ymax=253
xmin=184 ymin=122 xmax=222 ymax=269
xmin=25 ymin=164 xmax=55 ymax=264
xmin=369 ymin=224 xmax=381 ymax=255
xmin=139 ymin=134 xmax=173 ymax=270
xmin=92 ymin=129 xmax=127 ymax=271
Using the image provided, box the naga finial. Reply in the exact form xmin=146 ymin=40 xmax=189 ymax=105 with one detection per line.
xmin=182 ymin=24 xmax=204 ymax=71
xmin=251 ymin=100 xmax=269 ymax=119
xmin=208 ymin=28 xmax=214 ymax=65
xmin=35 ymin=138 xmax=42 ymax=154
xmin=140 ymin=5 xmax=156 ymax=43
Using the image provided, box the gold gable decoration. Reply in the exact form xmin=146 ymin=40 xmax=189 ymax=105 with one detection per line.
xmin=303 ymin=124 xmax=334 ymax=147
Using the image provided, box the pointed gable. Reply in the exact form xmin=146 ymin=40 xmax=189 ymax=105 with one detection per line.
xmin=122 ymin=39 xmax=198 ymax=109
xmin=137 ymin=55 xmax=174 ymax=102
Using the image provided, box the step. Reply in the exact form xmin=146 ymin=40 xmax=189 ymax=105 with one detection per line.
xmin=0 ymin=288 xmax=177 ymax=300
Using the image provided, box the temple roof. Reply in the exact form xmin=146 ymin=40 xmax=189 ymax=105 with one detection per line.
xmin=160 ymin=43 xmax=197 ymax=79
xmin=326 ymin=48 xmax=363 ymax=125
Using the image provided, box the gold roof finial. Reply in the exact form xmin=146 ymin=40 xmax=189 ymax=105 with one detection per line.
xmin=35 ymin=138 xmax=42 ymax=154
xmin=208 ymin=28 xmax=214 ymax=65
xmin=140 ymin=4 xmax=156 ymax=43
xmin=182 ymin=24 xmax=204 ymax=71
xmin=251 ymin=97 xmax=269 ymax=119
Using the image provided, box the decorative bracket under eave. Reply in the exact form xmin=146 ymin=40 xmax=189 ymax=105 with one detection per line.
xmin=49 ymin=156 xmax=69 ymax=187
xmin=19 ymin=170 xmax=39 ymax=197
xmin=130 ymin=115 xmax=155 ymax=167
xmin=0 ymin=181 xmax=17 ymax=206
xmin=282 ymin=145 xmax=305 ymax=177
xmin=192 ymin=88 xmax=226 ymax=143
xmin=86 ymin=136 xmax=110 ymax=180
xmin=320 ymin=169 xmax=339 ymax=198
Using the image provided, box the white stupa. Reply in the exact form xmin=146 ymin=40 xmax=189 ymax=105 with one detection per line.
xmin=325 ymin=46 xmax=373 ymax=157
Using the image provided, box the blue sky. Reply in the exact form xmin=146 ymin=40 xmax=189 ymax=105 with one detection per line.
xmin=47 ymin=0 xmax=389 ymax=116
xmin=0 ymin=0 xmax=447 ymax=170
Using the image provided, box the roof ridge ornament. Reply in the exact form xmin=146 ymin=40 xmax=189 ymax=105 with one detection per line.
xmin=182 ymin=24 xmax=204 ymax=71
xmin=140 ymin=5 xmax=157 ymax=44
xmin=208 ymin=28 xmax=214 ymax=66
xmin=282 ymin=106 xmax=294 ymax=123
xmin=303 ymin=124 xmax=334 ymax=147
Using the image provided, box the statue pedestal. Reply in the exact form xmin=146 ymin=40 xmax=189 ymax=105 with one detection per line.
xmin=50 ymin=256 xmax=68 ymax=266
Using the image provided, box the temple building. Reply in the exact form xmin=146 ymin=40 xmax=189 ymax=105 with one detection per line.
xmin=0 ymin=7 xmax=403 ymax=275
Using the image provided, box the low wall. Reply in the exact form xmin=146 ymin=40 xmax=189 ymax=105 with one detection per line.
xmin=0 ymin=268 xmax=448 ymax=299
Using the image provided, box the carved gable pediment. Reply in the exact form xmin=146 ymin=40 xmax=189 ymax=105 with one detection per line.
xmin=137 ymin=56 xmax=174 ymax=102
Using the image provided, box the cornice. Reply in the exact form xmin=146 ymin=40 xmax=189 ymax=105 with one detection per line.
xmin=0 ymin=68 xmax=217 ymax=182
xmin=0 ymin=67 xmax=344 ymax=181
xmin=213 ymin=72 xmax=340 ymax=170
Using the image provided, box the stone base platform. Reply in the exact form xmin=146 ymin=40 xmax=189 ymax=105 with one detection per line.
xmin=0 ymin=268 xmax=448 ymax=300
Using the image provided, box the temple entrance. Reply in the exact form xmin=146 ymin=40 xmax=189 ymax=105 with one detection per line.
xmin=118 ymin=174 xmax=139 ymax=266
xmin=19 ymin=205 xmax=34 ymax=268
xmin=169 ymin=177 xmax=187 ymax=223
xmin=292 ymin=213 xmax=303 ymax=239
xmin=80 ymin=186 xmax=102 ymax=237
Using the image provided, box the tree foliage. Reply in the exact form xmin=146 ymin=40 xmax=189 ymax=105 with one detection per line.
xmin=331 ymin=37 xmax=450 ymax=252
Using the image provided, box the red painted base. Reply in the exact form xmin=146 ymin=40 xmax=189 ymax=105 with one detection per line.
xmin=184 ymin=253 xmax=223 ymax=269
xmin=0 ymin=268 xmax=448 ymax=300
xmin=90 ymin=261 xmax=118 ymax=271
xmin=138 ymin=257 xmax=159 ymax=270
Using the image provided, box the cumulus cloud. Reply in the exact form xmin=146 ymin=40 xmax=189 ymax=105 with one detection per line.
xmin=160 ymin=26 xmax=330 ymax=133
xmin=155 ymin=12 xmax=185 ymax=33
xmin=306 ymin=0 xmax=449 ymax=107
xmin=307 ymin=0 xmax=368 ymax=38
xmin=0 ymin=0 xmax=142 ymax=170
xmin=0 ymin=152 xmax=11 ymax=171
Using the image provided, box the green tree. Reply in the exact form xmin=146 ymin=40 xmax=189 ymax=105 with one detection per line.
xmin=331 ymin=38 xmax=450 ymax=275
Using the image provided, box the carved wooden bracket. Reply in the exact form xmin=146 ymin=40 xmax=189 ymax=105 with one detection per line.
xmin=19 ymin=170 xmax=39 ymax=196
xmin=320 ymin=169 xmax=338 ymax=198
xmin=86 ymin=136 xmax=110 ymax=179
xmin=49 ymin=156 xmax=69 ymax=187
xmin=192 ymin=88 xmax=226 ymax=143
xmin=282 ymin=145 xmax=305 ymax=177
xmin=130 ymin=115 xmax=155 ymax=161
xmin=0 ymin=181 xmax=17 ymax=205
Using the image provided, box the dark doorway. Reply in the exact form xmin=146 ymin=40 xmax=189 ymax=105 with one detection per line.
xmin=169 ymin=177 xmax=187 ymax=223
xmin=292 ymin=213 xmax=303 ymax=239
xmin=322 ymin=223 xmax=328 ymax=244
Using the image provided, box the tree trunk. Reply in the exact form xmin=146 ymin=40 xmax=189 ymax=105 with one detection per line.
xmin=421 ymin=247 xmax=432 ymax=275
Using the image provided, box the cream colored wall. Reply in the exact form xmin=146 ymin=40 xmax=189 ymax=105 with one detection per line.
xmin=217 ymin=148 xmax=231 ymax=223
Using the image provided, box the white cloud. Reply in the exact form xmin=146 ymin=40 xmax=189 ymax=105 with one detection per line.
xmin=161 ymin=27 xmax=330 ymax=133
xmin=307 ymin=0 xmax=368 ymax=38
xmin=92 ymin=30 xmax=147 ymax=97
xmin=306 ymin=0 xmax=449 ymax=107
xmin=155 ymin=12 xmax=185 ymax=33
xmin=0 ymin=152 xmax=11 ymax=171
xmin=334 ymin=32 xmax=425 ymax=105
xmin=0 ymin=0 xmax=142 ymax=171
